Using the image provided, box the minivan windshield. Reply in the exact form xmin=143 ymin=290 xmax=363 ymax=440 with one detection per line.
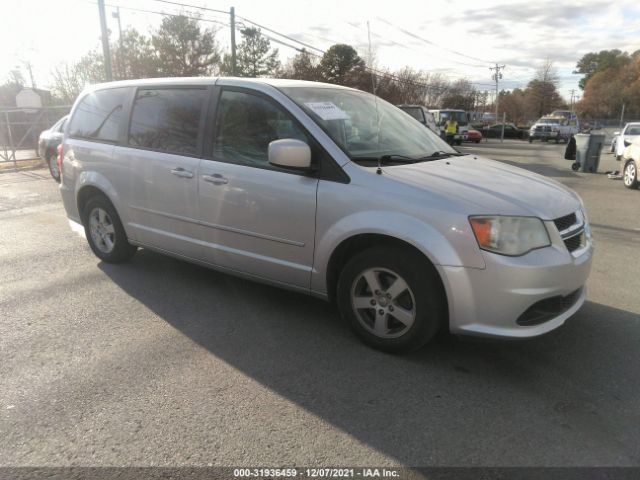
xmin=279 ymin=87 xmax=456 ymax=163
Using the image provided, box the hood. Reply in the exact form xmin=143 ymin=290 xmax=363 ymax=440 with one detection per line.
xmin=382 ymin=155 xmax=581 ymax=220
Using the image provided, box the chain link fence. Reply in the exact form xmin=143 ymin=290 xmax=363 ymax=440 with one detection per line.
xmin=0 ymin=106 xmax=71 ymax=166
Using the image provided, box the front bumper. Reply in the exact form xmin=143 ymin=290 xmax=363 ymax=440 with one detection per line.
xmin=530 ymin=131 xmax=558 ymax=139
xmin=438 ymin=228 xmax=593 ymax=338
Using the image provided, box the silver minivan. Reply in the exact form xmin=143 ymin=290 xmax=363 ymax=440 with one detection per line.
xmin=59 ymin=77 xmax=593 ymax=352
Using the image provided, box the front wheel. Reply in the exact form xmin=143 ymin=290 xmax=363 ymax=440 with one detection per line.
xmin=83 ymin=195 xmax=137 ymax=263
xmin=337 ymin=246 xmax=445 ymax=353
xmin=47 ymin=152 xmax=60 ymax=182
xmin=623 ymin=161 xmax=639 ymax=189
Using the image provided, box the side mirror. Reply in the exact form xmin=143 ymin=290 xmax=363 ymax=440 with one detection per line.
xmin=614 ymin=131 xmax=620 ymax=136
xmin=268 ymin=138 xmax=312 ymax=170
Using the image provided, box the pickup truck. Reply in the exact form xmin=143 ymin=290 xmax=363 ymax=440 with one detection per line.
xmin=529 ymin=115 xmax=578 ymax=143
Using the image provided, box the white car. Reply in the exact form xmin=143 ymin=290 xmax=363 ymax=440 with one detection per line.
xmin=613 ymin=122 xmax=640 ymax=160
xmin=622 ymin=137 xmax=640 ymax=189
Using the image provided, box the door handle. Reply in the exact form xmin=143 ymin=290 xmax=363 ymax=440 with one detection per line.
xmin=202 ymin=173 xmax=228 ymax=185
xmin=170 ymin=167 xmax=194 ymax=178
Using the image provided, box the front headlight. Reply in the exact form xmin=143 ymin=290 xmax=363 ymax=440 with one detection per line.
xmin=469 ymin=216 xmax=550 ymax=256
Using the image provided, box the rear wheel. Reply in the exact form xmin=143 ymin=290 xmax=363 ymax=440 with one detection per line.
xmin=82 ymin=195 xmax=137 ymax=263
xmin=47 ymin=151 xmax=60 ymax=182
xmin=337 ymin=246 xmax=445 ymax=353
xmin=623 ymin=160 xmax=639 ymax=189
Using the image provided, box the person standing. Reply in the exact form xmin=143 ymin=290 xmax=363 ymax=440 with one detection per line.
xmin=444 ymin=117 xmax=458 ymax=145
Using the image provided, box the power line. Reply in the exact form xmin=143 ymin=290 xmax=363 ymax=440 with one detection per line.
xmin=375 ymin=18 xmax=494 ymax=68
xmin=148 ymin=0 xmax=229 ymax=15
xmin=147 ymin=0 xmax=325 ymax=54
xmin=86 ymin=0 xmax=492 ymax=96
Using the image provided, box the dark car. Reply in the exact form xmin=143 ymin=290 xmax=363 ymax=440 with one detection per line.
xmin=38 ymin=115 xmax=68 ymax=182
xmin=482 ymin=123 xmax=528 ymax=140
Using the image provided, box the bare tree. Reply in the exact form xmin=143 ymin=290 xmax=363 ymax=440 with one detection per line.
xmin=51 ymin=51 xmax=105 ymax=103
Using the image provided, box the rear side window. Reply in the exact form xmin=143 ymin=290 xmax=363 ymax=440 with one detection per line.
xmin=68 ymin=88 xmax=128 ymax=142
xmin=128 ymin=88 xmax=207 ymax=155
xmin=401 ymin=107 xmax=425 ymax=123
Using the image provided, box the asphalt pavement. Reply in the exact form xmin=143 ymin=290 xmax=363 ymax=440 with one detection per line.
xmin=1 ymin=141 xmax=639 ymax=467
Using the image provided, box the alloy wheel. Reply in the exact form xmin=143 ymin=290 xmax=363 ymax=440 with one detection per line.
xmin=624 ymin=162 xmax=636 ymax=187
xmin=88 ymin=207 xmax=116 ymax=254
xmin=350 ymin=267 xmax=416 ymax=339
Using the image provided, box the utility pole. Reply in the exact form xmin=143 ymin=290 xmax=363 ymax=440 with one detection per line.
xmin=569 ymin=89 xmax=577 ymax=112
xmin=97 ymin=0 xmax=113 ymax=81
xmin=489 ymin=63 xmax=505 ymax=124
xmin=230 ymin=7 xmax=237 ymax=76
xmin=23 ymin=61 xmax=36 ymax=89
xmin=112 ymin=7 xmax=122 ymax=79
xmin=367 ymin=21 xmax=376 ymax=96
xmin=619 ymin=103 xmax=626 ymax=129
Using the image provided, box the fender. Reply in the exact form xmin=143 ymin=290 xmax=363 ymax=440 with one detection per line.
xmin=74 ymin=170 xmax=135 ymax=239
xmin=310 ymin=210 xmax=486 ymax=295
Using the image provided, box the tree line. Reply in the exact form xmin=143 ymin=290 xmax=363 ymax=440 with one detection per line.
xmin=1 ymin=12 xmax=483 ymax=111
xmin=574 ymin=49 xmax=640 ymax=120
xmin=2 ymin=12 xmax=634 ymax=125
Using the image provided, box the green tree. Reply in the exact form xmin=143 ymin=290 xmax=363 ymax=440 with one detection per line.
xmin=233 ymin=27 xmax=280 ymax=77
xmin=282 ymin=49 xmax=321 ymax=81
xmin=574 ymin=49 xmax=631 ymax=90
xmin=113 ymin=28 xmax=158 ymax=80
xmin=151 ymin=14 xmax=221 ymax=76
xmin=319 ymin=44 xmax=364 ymax=85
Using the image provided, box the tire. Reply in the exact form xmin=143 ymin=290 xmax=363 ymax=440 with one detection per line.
xmin=82 ymin=195 xmax=137 ymax=263
xmin=623 ymin=160 xmax=639 ymax=189
xmin=555 ymin=138 xmax=560 ymax=144
xmin=336 ymin=246 xmax=446 ymax=353
xmin=474 ymin=139 xmax=481 ymax=144
xmin=46 ymin=151 xmax=61 ymax=183
xmin=529 ymin=138 xmax=533 ymax=143
xmin=455 ymin=139 xmax=462 ymax=146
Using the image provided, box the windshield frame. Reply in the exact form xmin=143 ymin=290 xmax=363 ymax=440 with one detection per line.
xmin=278 ymin=86 xmax=457 ymax=165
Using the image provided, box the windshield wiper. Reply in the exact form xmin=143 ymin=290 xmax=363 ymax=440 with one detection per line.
xmin=425 ymin=150 xmax=465 ymax=158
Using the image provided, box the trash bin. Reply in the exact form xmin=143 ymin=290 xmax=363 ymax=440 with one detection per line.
xmin=575 ymin=133 xmax=605 ymax=173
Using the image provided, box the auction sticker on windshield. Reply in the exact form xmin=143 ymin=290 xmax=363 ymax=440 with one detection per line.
xmin=304 ymin=102 xmax=350 ymax=121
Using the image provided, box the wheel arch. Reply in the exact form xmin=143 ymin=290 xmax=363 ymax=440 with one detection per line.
xmin=324 ymin=233 xmax=448 ymax=311
xmin=75 ymin=172 xmax=123 ymax=224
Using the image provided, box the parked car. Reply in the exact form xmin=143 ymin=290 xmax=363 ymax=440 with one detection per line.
xmin=465 ymin=129 xmax=482 ymax=143
xmin=613 ymin=122 xmax=640 ymax=160
xmin=397 ymin=105 xmax=437 ymax=132
xmin=483 ymin=123 xmax=528 ymax=139
xmin=38 ymin=115 xmax=68 ymax=182
xmin=622 ymin=137 xmax=640 ymax=189
xmin=59 ymin=78 xmax=593 ymax=353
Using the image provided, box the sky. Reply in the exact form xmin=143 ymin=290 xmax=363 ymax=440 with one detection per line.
xmin=1 ymin=0 xmax=639 ymax=100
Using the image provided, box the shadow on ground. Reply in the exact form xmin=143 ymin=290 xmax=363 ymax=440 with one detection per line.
xmin=99 ymin=250 xmax=640 ymax=465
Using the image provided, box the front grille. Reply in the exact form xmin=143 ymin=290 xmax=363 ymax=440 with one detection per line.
xmin=564 ymin=232 xmax=584 ymax=252
xmin=554 ymin=213 xmax=577 ymax=232
xmin=517 ymin=288 xmax=582 ymax=326
xmin=535 ymin=126 xmax=551 ymax=132
xmin=553 ymin=211 xmax=585 ymax=253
